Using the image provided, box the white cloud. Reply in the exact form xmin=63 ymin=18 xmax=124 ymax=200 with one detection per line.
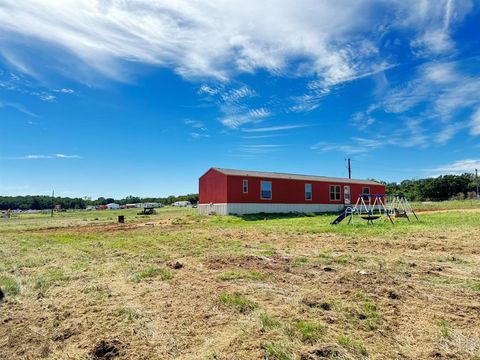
xmin=53 ymin=88 xmax=75 ymax=94
xmin=190 ymin=132 xmax=209 ymax=139
xmin=198 ymin=84 xmax=219 ymax=96
xmin=221 ymin=86 xmax=256 ymax=103
xmin=354 ymin=59 xmax=480 ymax=146
xmin=0 ymin=70 xmax=59 ymax=102
xmin=1 ymin=0 xmax=476 ymax=142
xmin=312 ymin=120 xmax=428 ymax=155
xmin=433 ymin=159 xmax=480 ymax=174
xmin=241 ymin=124 xmax=309 ymax=133
xmin=6 ymin=153 xmax=82 ymax=160
xmin=54 ymin=153 xmax=81 ymax=159
xmin=0 ymin=1 xmax=470 ymax=83
xmin=0 ymin=100 xmax=38 ymax=117
xmin=184 ymin=119 xmax=205 ymax=129
xmin=240 ymin=144 xmax=283 ymax=154
xmin=470 ymin=108 xmax=480 ymax=136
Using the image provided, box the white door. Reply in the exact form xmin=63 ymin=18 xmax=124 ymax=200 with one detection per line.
xmin=344 ymin=185 xmax=351 ymax=205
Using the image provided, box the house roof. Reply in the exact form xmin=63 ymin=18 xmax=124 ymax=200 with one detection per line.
xmin=212 ymin=168 xmax=382 ymax=186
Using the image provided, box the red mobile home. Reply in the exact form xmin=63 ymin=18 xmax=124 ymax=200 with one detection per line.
xmin=198 ymin=168 xmax=385 ymax=215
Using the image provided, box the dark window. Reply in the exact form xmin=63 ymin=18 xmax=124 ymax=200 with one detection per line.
xmin=305 ymin=183 xmax=312 ymax=200
xmin=261 ymin=181 xmax=272 ymax=200
xmin=243 ymin=179 xmax=248 ymax=193
xmin=329 ymin=185 xmax=341 ymax=201
xmin=363 ymin=187 xmax=370 ymax=195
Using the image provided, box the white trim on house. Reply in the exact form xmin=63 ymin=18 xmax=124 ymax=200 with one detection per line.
xmin=198 ymin=203 xmax=345 ymax=215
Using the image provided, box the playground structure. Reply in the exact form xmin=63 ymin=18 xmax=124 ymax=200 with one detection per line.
xmin=331 ymin=194 xmax=418 ymax=225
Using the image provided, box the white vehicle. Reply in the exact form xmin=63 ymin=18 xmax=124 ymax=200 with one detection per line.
xmin=172 ymin=201 xmax=191 ymax=207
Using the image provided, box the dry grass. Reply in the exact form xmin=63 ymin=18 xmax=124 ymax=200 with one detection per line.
xmin=0 ymin=206 xmax=480 ymax=359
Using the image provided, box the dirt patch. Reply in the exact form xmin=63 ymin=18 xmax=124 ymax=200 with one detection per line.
xmin=90 ymin=339 xmax=124 ymax=359
xmin=300 ymin=345 xmax=343 ymax=359
xmin=206 ymin=253 xmax=292 ymax=271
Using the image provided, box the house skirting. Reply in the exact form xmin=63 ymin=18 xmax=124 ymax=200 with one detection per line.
xmin=197 ymin=203 xmax=345 ymax=215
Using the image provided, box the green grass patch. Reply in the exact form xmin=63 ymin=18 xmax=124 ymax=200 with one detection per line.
xmin=437 ymin=256 xmax=470 ymax=265
xmin=116 ymin=305 xmax=143 ymax=321
xmin=34 ymin=268 xmax=70 ymax=293
xmin=292 ymin=256 xmax=309 ymax=266
xmin=130 ymin=265 xmax=173 ymax=282
xmin=218 ymin=292 xmax=258 ymax=313
xmin=466 ymin=280 xmax=480 ymax=292
xmin=218 ymin=269 xmax=265 ymax=281
xmin=0 ymin=275 xmax=20 ymax=296
xmin=264 ymin=342 xmax=294 ymax=360
xmin=437 ymin=319 xmax=453 ymax=340
xmin=287 ymin=320 xmax=326 ymax=343
xmin=259 ymin=312 xmax=281 ymax=331
xmin=338 ymin=335 xmax=368 ymax=357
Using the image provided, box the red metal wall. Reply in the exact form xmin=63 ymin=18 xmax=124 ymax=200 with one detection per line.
xmin=226 ymin=175 xmax=385 ymax=204
xmin=199 ymin=169 xmax=228 ymax=204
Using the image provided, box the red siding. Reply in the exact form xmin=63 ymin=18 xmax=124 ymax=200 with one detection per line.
xmin=199 ymin=169 xmax=228 ymax=204
xmin=226 ymin=175 xmax=385 ymax=204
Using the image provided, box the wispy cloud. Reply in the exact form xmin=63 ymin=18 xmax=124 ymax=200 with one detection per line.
xmin=312 ymin=120 xmax=428 ymax=155
xmin=184 ymin=119 xmax=206 ymax=130
xmin=53 ymin=88 xmax=75 ymax=94
xmin=184 ymin=119 xmax=209 ymax=138
xmin=352 ymin=59 xmax=480 ymax=146
xmin=190 ymin=132 xmax=210 ymax=139
xmin=241 ymin=134 xmax=287 ymax=139
xmin=5 ymin=153 xmax=82 ymax=160
xmin=470 ymin=108 xmax=480 ymax=136
xmin=0 ymin=70 xmax=73 ymax=103
xmin=221 ymin=86 xmax=256 ymax=103
xmin=0 ymin=1 xmax=470 ymax=83
xmin=0 ymin=100 xmax=38 ymax=117
xmin=239 ymin=144 xmax=284 ymax=154
xmin=241 ymin=124 xmax=309 ymax=133
xmin=220 ymin=106 xmax=272 ymax=128
xmin=1 ymin=0 xmax=477 ymax=149
xmin=431 ymin=159 xmax=480 ymax=175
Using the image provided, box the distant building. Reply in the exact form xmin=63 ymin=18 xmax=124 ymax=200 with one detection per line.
xmin=135 ymin=202 xmax=163 ymax=208
xmin=106 ymin=203 xmax=120 ymax=210
xmin=85 ymin=205 xmax=96 ymax=211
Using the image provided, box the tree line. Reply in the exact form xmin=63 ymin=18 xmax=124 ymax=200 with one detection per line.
xmin=384 ymin=173 xmax=478 ymax=201
xmin=1 ymin=173 xmax=478 ymax=210
xmin=0 ymin=194 xmax=199 ymax=210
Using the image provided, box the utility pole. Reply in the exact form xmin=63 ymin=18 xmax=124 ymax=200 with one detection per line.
xmin=51 ymin=189 xmax=54 ymax=217
xmin=347 ymin=158 xmax=351 ymax=179
xmin=476 ymin=169 xmax=479 ymax=199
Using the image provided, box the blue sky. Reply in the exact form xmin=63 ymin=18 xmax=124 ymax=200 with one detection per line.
xmin=1 ymin=0 xmax=480 ymax=198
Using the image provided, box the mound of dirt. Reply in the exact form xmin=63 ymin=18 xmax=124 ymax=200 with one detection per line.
xmin=90 ymin=339 xmax=124 ymax=359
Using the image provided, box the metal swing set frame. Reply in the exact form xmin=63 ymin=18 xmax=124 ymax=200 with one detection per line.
xmin=341 ymin=194 xmax=418 ymax=225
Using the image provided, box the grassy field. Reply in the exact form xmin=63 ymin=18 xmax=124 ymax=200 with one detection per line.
xmin=1 ymin=204 xmax=480 ymax=359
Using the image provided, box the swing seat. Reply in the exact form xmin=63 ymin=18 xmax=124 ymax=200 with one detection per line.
xmin=361 ymin=215 xmax=381 ymax=221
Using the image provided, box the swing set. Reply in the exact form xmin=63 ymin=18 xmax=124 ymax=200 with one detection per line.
xmin=331 ymin=194 xmax=418 ymax=225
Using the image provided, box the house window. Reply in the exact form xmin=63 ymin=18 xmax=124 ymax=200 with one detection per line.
xmin=243 ymin=179 xmax=248 ymax=193
xmin=363 ymin=187 xmax=370 ymax=195
xmin=329 ymin=185 xmax=341 ymax=201
xmin=305 ymin=183 xmax=312 ymax=201
xmin=260 ymin=181 xmax=272 ymax=200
